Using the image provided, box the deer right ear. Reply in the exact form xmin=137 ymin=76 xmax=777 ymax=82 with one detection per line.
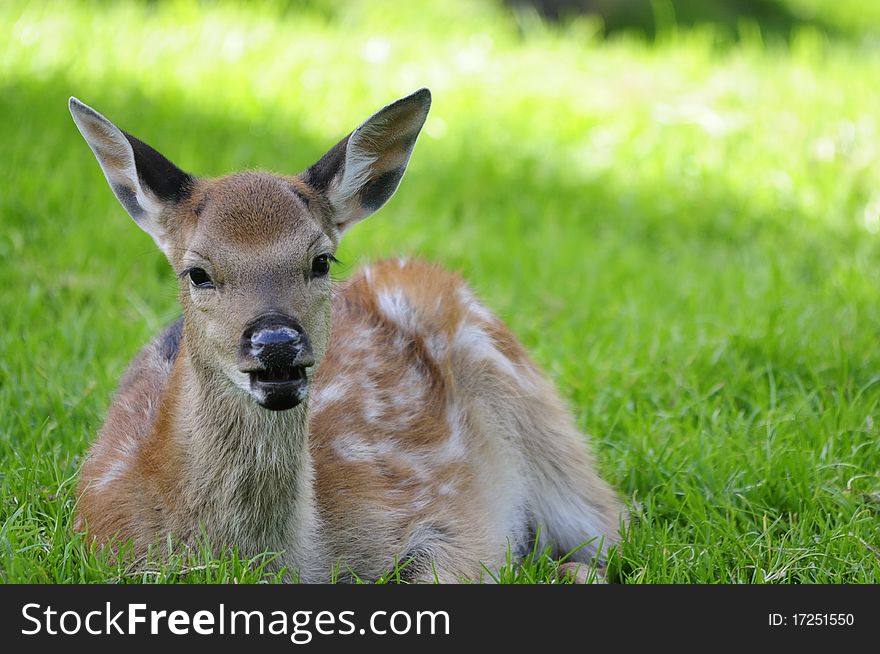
xmin=69 ymin=97 xmax=193 ymax=255
xmin=304 ymin=88 xmax=431 ymax=236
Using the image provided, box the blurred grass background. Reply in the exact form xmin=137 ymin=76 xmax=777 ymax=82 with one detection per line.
xmin=0 ymin=0 xmax=878 ymax=582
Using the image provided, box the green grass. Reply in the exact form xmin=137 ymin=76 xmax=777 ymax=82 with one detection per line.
xmin=1 ymin=0 xmax=879 ymax=583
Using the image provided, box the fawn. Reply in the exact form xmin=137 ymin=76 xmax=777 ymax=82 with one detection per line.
xmin=70 ymin=89 xmax=623 ymax=582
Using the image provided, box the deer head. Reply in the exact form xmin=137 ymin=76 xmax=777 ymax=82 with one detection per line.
xmin=70 ymin=89 xmax=431 ymax=411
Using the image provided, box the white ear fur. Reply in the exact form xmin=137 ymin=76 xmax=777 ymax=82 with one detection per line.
xmin=69 ymin=97 xmax=171 ymax=253
xmin=328 ymin=113 xmax=388 ymax=218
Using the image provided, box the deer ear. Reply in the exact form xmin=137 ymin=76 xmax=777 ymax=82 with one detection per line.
xmin=69 ymin=97 xmax=193 ymax=255
xmin=304 ymin=88 xmax=431 ymax=235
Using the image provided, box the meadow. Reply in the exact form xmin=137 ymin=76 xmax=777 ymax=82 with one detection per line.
xmin=1 ymin=0 xmax=878 ymax=583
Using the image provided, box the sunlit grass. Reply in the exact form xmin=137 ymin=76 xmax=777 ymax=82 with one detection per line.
xmin=1 ymin=0 xmax=879 ymax=583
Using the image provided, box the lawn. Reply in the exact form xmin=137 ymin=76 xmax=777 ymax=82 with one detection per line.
xmin=1 ymin=0 xmax=878 ymax=583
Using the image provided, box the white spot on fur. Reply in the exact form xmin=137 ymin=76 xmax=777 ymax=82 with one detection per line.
xmin=425 ymin=332 xmax=448 ymax=361
xmin=453 ymin=322 xmax=521 ymax=382
xmin=363 ymin=396 xmax=386 ymax=423
xmin=333 ymin=433 xmax=444 ymax=488
xmin=310 ymin=379 xmax=349 ymax=412
xmin=95 ymin=459 xmax=128 ymax=489
xmin=333 ymin=434 xmax=369 ymax=461
xmin=437 ymin=402 xmax=466 ymax=462
xmin=339 ymin=323 xmax=381 ymax=355
xmin=377 ymin=289 xmax=417 ymax=332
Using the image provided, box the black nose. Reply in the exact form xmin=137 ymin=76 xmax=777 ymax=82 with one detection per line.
xmin=251 ymin=326 xmax=302 ymax=349
xmin=240 ymin=312 xmax=314 ymax=369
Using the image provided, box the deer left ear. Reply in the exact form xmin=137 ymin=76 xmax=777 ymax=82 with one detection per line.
xmin=304 ymin=88 xmax=431 ymax=235
xmin=69 ymin=97 xmax=194 ymax=256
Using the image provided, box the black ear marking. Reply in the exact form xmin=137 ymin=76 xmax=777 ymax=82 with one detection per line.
xmin=304 ymin=135 xmax=349 ymax=194
xmin=360 ymin=168 xmax=405 ymax=212
xmin=123 ymin=132 xmax=194 ymax=204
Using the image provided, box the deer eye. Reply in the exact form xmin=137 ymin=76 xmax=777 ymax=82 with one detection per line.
xmin=311 ymin=254 xmax=332 ymax=277
xmin=187 ymin=267 xmax=214 ymax=289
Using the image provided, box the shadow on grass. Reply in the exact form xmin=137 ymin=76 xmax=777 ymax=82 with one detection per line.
xmin=505 ymin=0 xmax=851 ymax=42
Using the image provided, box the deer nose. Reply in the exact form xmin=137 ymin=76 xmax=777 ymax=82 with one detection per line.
xmin=249 ymin=327 xmax=309 ymax=369
xmin=251 ymin=327 xmax=302 ymax=349
xmin=240 ymin=313 xmax=314 ymax=369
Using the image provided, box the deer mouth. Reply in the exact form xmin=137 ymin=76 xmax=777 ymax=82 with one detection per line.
xmin=251 ymin=367 xmax=307 ymax=385
xmin=249 ymin=366 xmax=309 ymax=410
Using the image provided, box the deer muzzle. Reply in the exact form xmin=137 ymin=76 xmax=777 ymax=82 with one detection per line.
xmin=239 ymin=312 xmax=315 ymax=411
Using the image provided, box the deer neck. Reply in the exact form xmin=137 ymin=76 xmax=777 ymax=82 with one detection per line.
xmin=165 ymin=344 xmax=320 ymax=578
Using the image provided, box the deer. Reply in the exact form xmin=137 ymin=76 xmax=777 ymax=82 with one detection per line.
xmin=69 ymin=88 xmax=623 ymax=583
